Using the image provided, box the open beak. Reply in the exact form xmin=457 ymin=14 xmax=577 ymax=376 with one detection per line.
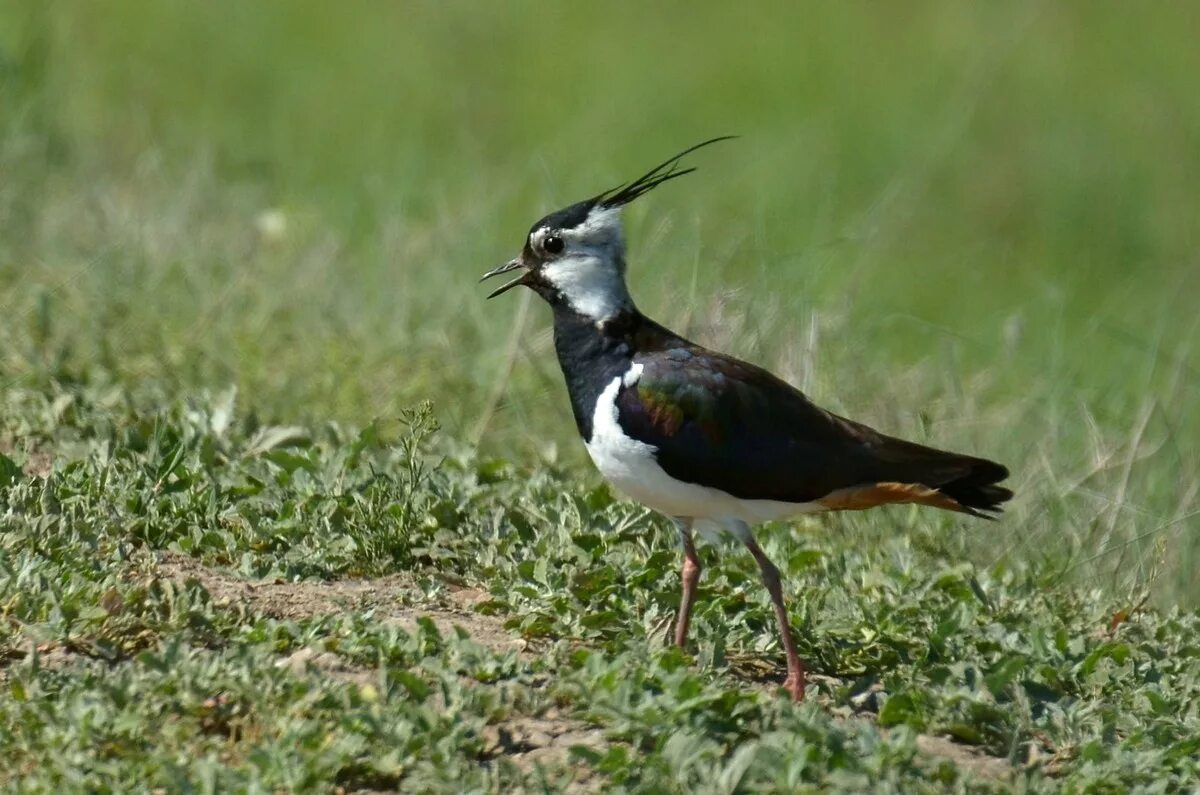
xmin=480 ymin=258 xmax=528 ymax=299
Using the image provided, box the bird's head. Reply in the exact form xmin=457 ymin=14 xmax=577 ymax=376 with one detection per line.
xmin=482 ymin=137 xmax=734 ymax=322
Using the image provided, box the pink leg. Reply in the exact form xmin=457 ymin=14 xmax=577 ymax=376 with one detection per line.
xmin=745 ymin=538 xmax=806 ymax=701
xmin=674 ymin=521 xmax=702 ymax=649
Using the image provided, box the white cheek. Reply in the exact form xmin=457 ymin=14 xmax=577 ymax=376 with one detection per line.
xmin=543 ymin=256 xmax=628 ymax=320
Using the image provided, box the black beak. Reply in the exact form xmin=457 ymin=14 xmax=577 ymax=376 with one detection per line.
xmin=480 ymin=258 xmax=528 ymax=299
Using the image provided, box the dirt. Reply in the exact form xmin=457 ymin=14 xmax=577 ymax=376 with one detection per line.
xmin=480 ymin=713 xmax=607 ymax=791
xmin=157 ymin=553 xmax=604 ymax=788
xmin=914 ymin=733 xmax=1015 ymax=782
xmin=733 ymin=662 xmax=1016 ymax=784
xmin=0 ymin=436 xmax=53 ymax=478
xmin=157 ymin=552 xmax=527 ymax=657
xmin=153 ymin=553 xmax=1012 ymax=787
xmin=2 ymin=551 xmax=1013 ymax=787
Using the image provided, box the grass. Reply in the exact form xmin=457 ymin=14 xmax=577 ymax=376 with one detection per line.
xmin=2 ymin=387 xmax=1199 ymax=791
xmin=1 ymin=1 xmax=1199 ymax=790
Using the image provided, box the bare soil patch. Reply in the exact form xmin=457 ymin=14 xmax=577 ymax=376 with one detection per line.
xmin=155 ymin=554 xmax=1011 ymax=786
xmin=0 ymin=436 xmax=52 ymax=478
xmin=914 ymin=733 xmax=1015 ymax=782
xmin=738 ymin=666 xmax=1014 ymax=782
xmin=480 ymin=713 xmax=606 ymax=791
xmin=157 ymin=553 xmax=606 ymax=788
xmin=157 ymin=552 xmax=526 ymax=657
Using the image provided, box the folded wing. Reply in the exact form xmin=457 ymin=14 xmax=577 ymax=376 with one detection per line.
xmin=615 ymin=346 xmax=1012 ymax=516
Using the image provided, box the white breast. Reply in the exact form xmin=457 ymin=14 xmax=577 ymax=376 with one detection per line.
xmin=583 ymin=363 xmax=822 ymax=526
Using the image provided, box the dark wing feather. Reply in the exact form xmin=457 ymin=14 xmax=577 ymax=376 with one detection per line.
xmin=615 ymin=345 xmax=1011 ymax=512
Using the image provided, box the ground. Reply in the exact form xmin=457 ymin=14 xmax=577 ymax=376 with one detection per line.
xmin=155 ymin=551 xmax=1013 ymax=787
xmin=2 ymin=396 xmax=1198 ymax=791
xmin=2 ymin=3 xmax=1200 ymax=791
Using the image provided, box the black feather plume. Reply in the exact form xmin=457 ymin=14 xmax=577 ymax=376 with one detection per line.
xmin=596 ymin=136 xmax=737 ymax=209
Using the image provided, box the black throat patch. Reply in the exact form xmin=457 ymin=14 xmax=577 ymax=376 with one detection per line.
xmin=551 ymin=308 xmax=638 ymax=441
xmin=550 ymin=307 xmax=687 ymax=441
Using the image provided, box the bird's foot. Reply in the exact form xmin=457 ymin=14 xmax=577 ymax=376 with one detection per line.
xmin=784 ymin=671 xmax=806 ymax=702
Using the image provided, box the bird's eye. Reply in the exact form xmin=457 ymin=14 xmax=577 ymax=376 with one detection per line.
xmin=543 ymin=235 xmax=564 ymax=255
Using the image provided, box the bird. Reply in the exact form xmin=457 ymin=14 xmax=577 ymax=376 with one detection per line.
xmin=480 ymin=138 xmax=1012 ymax=701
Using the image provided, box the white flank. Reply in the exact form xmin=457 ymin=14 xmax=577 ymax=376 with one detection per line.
xmin=584 ymin=365 xmax=823 ymax=528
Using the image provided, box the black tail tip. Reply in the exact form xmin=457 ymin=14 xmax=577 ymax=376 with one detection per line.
xmin=943 ymin=461 xmax=1013 ymax=518
xmin=959 ymin=485 xmax=1014 ymax=518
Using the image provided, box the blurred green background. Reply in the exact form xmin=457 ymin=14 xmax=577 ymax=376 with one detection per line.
xmin=1 ymin=2 xmax=1197 ymax=598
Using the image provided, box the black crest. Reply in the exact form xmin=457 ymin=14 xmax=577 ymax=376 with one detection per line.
xmin=596 ymin=136 xmax=737 ymax=210
xmin=528 ymin=137 xmax=737 ymax=237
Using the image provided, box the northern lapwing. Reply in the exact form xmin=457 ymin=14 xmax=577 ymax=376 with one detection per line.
xmin=481 ymin=138 xmax=1012 ymax=701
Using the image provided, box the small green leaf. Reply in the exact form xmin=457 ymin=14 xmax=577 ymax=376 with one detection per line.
xmin=9 ymin=679 xmax=27 ymax=702
xmin=985 ymin=654 xmax=1027 ymax=696
xmin=1078 ymin=642 xmax=1131 ymax=677
xmin=0 ymin=452 xmax=20 ymax=486
xmin=243 ymin=425 xmax=310 ymax=457
xmin=879 ymin=692 xmax=923 ymax=728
